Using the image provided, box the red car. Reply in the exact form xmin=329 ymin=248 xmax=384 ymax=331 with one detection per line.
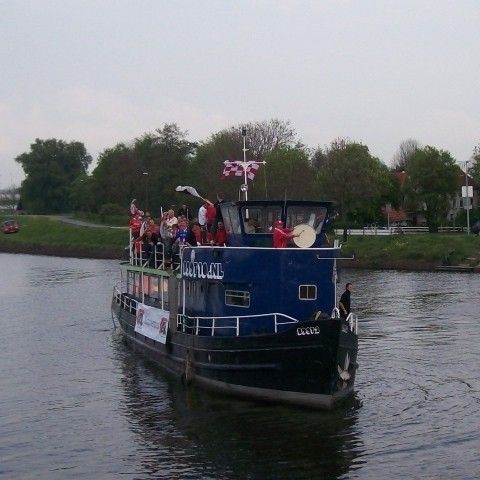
xmin=2 ymin=220 xmax=19 ymax=234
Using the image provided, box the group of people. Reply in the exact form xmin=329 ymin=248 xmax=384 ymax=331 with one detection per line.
xmin=128 ymin=196 xmax=227 ymax=268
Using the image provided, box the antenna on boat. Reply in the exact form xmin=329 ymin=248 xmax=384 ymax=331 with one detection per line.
xmin=223 ymin=127 xmax=266 ymax=201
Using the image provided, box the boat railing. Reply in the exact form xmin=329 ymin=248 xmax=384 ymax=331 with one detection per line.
xmin=177 ymin=312 xmax=299 ymax=337
xmin=113 ymin=285 xmax=138 ymax=315
xmin=331 ymin=307 xmax=358 ymax=334
xmin=130 ymin=240 xmax=170 ymax=270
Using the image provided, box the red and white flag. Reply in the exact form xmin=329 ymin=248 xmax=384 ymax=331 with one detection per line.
xmin=222 ymin=161 xmax=260 ymax=180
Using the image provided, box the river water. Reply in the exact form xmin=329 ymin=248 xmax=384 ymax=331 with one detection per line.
xmin=0 ymin=253 xmax=479 ymax=479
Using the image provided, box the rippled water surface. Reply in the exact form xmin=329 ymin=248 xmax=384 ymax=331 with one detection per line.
xmin=1 ymin=253 xmax=479 ymax=479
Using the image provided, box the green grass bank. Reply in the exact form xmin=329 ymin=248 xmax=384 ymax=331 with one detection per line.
xmin=0 ymin=215 xmax=126 ymax=259
xmin=1 ymin=215 xmax=479 ymax=269
xmin=340 ymin=233 xmax=480 ymax=270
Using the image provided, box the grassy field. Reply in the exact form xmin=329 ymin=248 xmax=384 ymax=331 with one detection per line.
xmin=339 ymin=233 xmax=480 ymax=269
xmin=0 ymin=215 xmax=127 ymax=258
xmin=1 ymin=214 xmax=479 ymax=267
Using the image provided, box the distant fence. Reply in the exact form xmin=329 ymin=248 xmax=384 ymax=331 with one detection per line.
xmin=335 ymin=226 xmax=466 ymax=236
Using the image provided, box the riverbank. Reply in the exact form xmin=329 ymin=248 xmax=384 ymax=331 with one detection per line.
xmin=1 ymin=215 xmax=479 ymax=270
xmin=339 ymin=233 xmax=480 ymax=271
xmin=0 ymin=215 xmax=125 ymax=259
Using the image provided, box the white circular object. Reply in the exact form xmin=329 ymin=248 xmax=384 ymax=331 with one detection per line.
xmin=293 ymin=224 xmax=316 ymax=248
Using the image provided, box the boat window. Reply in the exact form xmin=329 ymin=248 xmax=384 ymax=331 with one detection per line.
xmin=225 ymin=290 xmax=250 ymax=307
xmin=149 ymin=276 xmax=160 ymax=299
xmin=286 ymin=206 xmax=327 ymax=233
xmin=241 ymin=206 xmax=282 ymax=233
xmin=223 ymin=205 xmax=242 ymax=234
xmin=127 ymin=271 xmax=135 ymax=294
xmin=299 ymin=285 xmax=317 ymax=300
xmin=134 ymin=272 xmax=141 ymax=296
xmin=162 ymin=277 xmax=169 ymax=309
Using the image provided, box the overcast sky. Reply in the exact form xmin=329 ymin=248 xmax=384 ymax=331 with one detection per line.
xmin=1 ymin=0 xmax=479 ymax=188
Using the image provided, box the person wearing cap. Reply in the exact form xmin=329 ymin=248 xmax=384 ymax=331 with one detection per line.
xmin=272 ymin=220 xmax=299 ymax=248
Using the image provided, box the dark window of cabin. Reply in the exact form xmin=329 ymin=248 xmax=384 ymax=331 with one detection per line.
xmin=223 ymin=206 xmax=242 ymax=235
xmin=299 ymin=285 xmax=317 ymax=300
xmin=286 ymin=206 xmax=327 ymax=233
xmin=225 ymin=290 xmax=250 ymax=307
xmin=241 ymin=206 xmax=282 ymax=234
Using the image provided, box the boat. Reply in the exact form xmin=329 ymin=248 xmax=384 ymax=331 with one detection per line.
xmin=111 ymin=141 xmax=358 ymax=409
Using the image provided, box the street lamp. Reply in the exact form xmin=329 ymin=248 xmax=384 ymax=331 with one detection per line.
xmin=142 ymin=172 xmax=149 ymax=211
xmin=462 ymin=161 xmax=471 ymax=235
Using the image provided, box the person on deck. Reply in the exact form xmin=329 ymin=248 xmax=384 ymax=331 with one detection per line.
xmin=339 ymin=283 xmax=352 ymax=319
xmin=176 ymin=204 xmax=191 ymax=222
xmin=272 ymin=220 xmax=298 ymax=248
xmin=130 ymin=199 xmax=143 ymax=217
xmin=212 ymin=221 xmax=227 ymax=245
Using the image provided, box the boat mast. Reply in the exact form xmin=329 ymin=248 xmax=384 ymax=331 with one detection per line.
xmin=223 ymin=128 xmax=266 ymax=201
xmin=241 ymin=128 xmax=249 ymax=201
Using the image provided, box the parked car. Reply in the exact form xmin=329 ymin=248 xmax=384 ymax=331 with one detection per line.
xmin=1 ymin=219 xmax=19 ymax=234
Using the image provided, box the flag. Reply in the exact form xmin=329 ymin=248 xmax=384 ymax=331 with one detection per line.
xmin=175 ymin=185 xmax=203 ymax=199
xmin=222 ymin=161 xmax=260 ymax=180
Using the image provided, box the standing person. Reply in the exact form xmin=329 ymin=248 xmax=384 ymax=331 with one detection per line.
xmin=339 ymin=283 xmax=352 ymax=319
xmin=198 ymin=201 xmax=209 ymax=244
xmin=130 ymin=199 xmax=143 ymax=217
xmin=213 ymin=193 xmax=225 ymax=232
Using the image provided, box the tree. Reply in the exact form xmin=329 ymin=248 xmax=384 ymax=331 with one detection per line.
xmin=15 ymin=138 xmax=92 ymax=213
xmin=243 ymin=119 xmax=299 ymax=160
xmin=314 ymin=139 xmax=394 ymax=225
xmin=190 ymin=119 xmax=299 ymax=201
xmin=406 ymin=146 xmax=458 ymax=232
xmin=0 ymin=185 xmax=20 ymax=212
xmin=392 ymin=139 xmax=420 ymax=172
xmin=470 ymin=143 xmax=480 ymax=185
xmin=252 ymin=147 xmax=317 ymax=200
xmin=69 ymin=174 xmax=96 ymax=212
xmin=90 ymin=123 xmax=196 ymax=215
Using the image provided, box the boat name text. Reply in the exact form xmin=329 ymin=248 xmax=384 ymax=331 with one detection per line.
xmin=182 ymin=261 xmax=225 ymax=280
xmin=296 ymin=326 xmax=320 ymax=336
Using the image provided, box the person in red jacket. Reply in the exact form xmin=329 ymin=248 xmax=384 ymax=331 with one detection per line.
xmin=212 ymin=221 xmax=227 ymax=245
xmin=129 ymin=214 xmax=142 ymax=239
xmin=272 ymin=220 xmax=298 ymax=248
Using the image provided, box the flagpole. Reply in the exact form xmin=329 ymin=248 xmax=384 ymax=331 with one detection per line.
xmin=242 ymin=128 xmax=248 ymax=201
xmin=222 ymin=129 xmax=266 ymax=202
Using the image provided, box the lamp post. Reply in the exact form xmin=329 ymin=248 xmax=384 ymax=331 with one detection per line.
xmin=142 ymin=172 xmax=149 ymax=211
xmin=462 ymin=161 xmax=471 ymax=235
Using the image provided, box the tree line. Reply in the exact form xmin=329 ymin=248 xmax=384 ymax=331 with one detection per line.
xmin=14 ymin=119 xmax=480 ymax=231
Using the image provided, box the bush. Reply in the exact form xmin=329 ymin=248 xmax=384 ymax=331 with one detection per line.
xmin=98 ymin=203 xmax=125 ymax=217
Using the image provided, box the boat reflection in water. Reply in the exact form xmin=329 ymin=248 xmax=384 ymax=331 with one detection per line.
xmin=115 ymin=339 xmax=364 ymax=480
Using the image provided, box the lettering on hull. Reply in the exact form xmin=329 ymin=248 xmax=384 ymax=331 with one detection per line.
xmin=296 ymin=326 xmax=320 ymax=336
xmin=182 ymin=261 xmax=225 ymax=280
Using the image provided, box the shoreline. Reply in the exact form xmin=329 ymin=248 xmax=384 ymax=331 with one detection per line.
xmin=3 ymin=242 xmax=477 ymax=272
xmin=0 ymin=242 xmax=123 ymax=260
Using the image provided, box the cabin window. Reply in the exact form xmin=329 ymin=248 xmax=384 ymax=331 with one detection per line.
xmin=127 ymin=271 xmax=135 ymax=294
xmin=299 ymin=285 xmax=317 ymax=300
xmin=149 ymin=276 xmax=160 ymax=299
xmin=223 ymin=206 xmax=242 ymax=235
xmin=133 ymin=273 xmax=141 ymax=296
xmin=225 ymin=290 xmax=250 ymax=308
xmin=162 ymin=277 xmax=169 ymax=309
xmin=241 ymin=206 xmax=282 ymax=233
xmin=286 ymin=206 xmax=327 ymax=233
